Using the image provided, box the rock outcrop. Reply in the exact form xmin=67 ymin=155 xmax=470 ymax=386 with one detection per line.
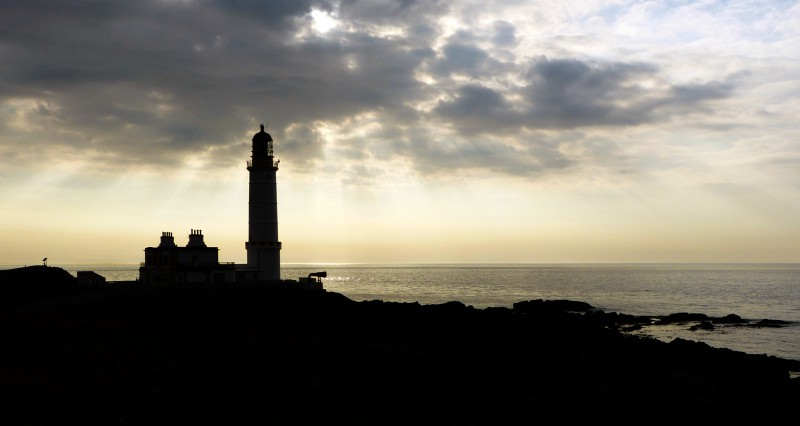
xmin=0 ymin=275 xmax=797 ymax=424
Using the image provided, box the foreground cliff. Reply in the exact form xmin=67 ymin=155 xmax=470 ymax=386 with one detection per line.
xmin=0 ymin=267 xmax=798 ymax=424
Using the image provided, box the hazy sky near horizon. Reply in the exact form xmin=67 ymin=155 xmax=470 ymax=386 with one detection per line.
xmin=1 ymin=0 xmax=799 ymax=265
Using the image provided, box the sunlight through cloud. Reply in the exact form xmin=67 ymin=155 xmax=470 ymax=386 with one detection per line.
xmin=310 ymin=8 xmax=339 ymax=34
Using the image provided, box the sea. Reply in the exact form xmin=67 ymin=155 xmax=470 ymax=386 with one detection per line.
xmin=5 ymin=263 xmax=800 ymax=363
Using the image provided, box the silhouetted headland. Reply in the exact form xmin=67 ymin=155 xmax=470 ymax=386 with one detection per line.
xmin=1 ymin=266 xmax=798 ymax=424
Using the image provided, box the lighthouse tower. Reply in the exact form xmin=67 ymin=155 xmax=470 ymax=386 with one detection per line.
xmin=245 ymin=124 xmax=281 ymax=282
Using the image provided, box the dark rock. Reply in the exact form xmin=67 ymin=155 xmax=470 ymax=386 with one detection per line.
xmin=621 ymin=324 xmax=643 ymax=332
xmin=422 ymin=300 xmax=472 ymax=314
xmin=752 ymin=319 xmax=791 ymax=328
xmin=654 ymin=312 xmax=709 ymax=325
xmin=690 ymin=321 xmax=715 ymax=331
xmin=713 ymin=313 xmax=746 ymax=324
xmin=0 ymin=283 xmax=797 ymax=424
xmin=513 ymin=299 xmax=594 ymax=314
xmin=0 ymin=266 xmax=81 ymax=309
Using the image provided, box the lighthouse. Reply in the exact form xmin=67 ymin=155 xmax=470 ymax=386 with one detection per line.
xmin=245 ymin=124 xmax=281 ymax=281
xmin=137 ymin=124 xmax=322 ymax=288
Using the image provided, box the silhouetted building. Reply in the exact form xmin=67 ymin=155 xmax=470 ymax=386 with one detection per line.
xmin=244 ymin=124 xmax=281 ymax=281
xmin=77 ymin=270 xmax=106 ymax=287
xmin=139 ymin=230 xmax=236 ymax=284
xmin=137 ymin=125 xmax=318 ymax=288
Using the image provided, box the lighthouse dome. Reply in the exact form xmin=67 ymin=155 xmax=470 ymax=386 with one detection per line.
xmin=253 ymin=124 xmax=273 ymax=143
xmin=251 ymin=124 xmax=274 ymax=159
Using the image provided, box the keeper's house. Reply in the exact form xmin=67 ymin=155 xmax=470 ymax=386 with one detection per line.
xmin=139 ymin=230 xmax=237 ymax=284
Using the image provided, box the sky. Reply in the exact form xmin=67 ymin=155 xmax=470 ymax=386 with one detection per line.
xmin=1 ymin=0 xmax=799 ymax=265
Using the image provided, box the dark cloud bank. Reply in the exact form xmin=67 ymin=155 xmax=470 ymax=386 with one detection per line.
xmin=0 ymin=0 xmax=733 ymax=178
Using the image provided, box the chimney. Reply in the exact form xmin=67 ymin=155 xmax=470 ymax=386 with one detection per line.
xmin=158 ymin=232 xmax=177 ymax=248
xmin=187 ymin=229 xmax=207 ymax=247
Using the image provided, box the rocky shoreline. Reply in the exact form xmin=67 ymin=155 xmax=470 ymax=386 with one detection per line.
xmin=1 ymin=266 xmax=799 ymax=424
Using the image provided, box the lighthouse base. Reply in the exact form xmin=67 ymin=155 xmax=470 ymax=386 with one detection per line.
xmin=245 ymin=240 xmax=281 ymax=282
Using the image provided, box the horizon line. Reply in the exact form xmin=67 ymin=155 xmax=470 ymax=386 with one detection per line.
xmin=3 ymin=261 xmax=800 ymax=268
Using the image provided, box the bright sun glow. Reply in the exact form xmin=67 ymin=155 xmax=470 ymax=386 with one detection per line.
xmin=310 ymin=9 xmax=338 ymax=34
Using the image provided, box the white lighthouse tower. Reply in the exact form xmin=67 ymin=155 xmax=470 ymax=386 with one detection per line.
xmin=245 ymin=124 xmax=281 ymax=282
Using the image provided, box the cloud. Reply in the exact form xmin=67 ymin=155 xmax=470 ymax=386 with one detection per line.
xmin=214 ymin=0 xmax=320 ymax=25
xmin=337 ymin=0 xmax=447 ymax=26
xmin=281 ymin=122 xmax=326 ymax=166
xmin=0 ymin=0 xmax=432 ymax=170
xmin=430 ymin=42 xmax=491 ymax=77
xmin=491 ymin=20 xmax=516 ymax=47
xmin=0 ymin=0 xmax=790 ymax=187
xmin=433 ymin=84 xmax=519 ymax=133
xmin=434 ymin=57 xmax=736 ymax=134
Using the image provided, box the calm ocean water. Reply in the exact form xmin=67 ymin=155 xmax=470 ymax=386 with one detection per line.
xmin=6 ymin=263 xmax=800 ymax=363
